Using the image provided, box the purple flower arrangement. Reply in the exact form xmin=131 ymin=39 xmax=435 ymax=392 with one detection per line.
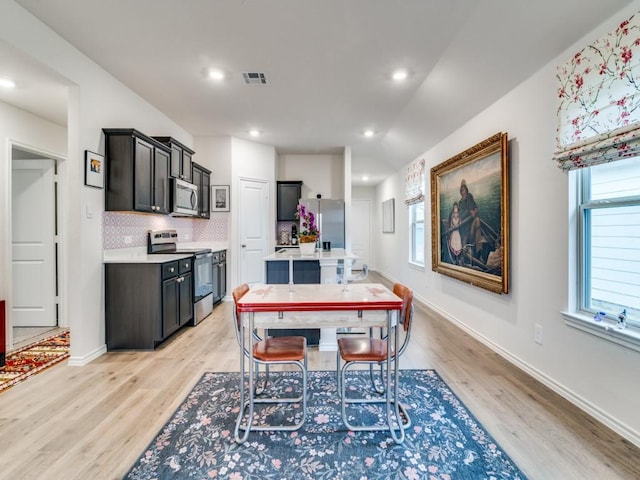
xmin=296 ymin=204 xmax=319 ymax=242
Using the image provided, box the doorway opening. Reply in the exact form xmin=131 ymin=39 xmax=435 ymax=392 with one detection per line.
xmin=10 ymin=145 xmax=64 ymax=351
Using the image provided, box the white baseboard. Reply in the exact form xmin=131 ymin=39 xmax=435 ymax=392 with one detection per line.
xmin=67 ymin=344 xmax=107 ymax=366
xmin=375 ymin=270 xmax=640 ymax=449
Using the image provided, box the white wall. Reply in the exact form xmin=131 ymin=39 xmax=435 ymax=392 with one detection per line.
xmin=352 ymin=186 xmax=376 ymax=200
xmin=278 ymin=153 xmax=344 ymax=199
xmin=375 ymin=173 xmax=405 ymax=277
xmin=375 ymin=1 xmax=640 ymax=446
xmin=194 ymin=136 xmax=231 ymax=185
xmin=0 ymin=1 xmax=192 ymax=364
xmin=194 ymin=136 xmax=233 ymax=242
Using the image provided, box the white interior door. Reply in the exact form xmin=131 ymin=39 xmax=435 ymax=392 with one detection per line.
xmin=351 ymin=199 xmax=371 ymax=270
xmin=11 ymin=159 xmax=57 ymax=327
xmin=239 ymin=178 xmax=270 ymax=285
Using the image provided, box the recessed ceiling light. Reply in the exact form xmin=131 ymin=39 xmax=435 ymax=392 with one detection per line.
xmin=392 ymin=69 xmax=408 ymax=81
xmin=249 ymin=129 xmax=261 ymax=137
xmin=208 ymin=69 xmax=225 ymax=81
xmin=362 ymin=175 xmax=369 ymax=182
xmin=0 ymin=78 xmax=16 ymax=88
xmin=363 ymin=130 xmax=375 ymax=138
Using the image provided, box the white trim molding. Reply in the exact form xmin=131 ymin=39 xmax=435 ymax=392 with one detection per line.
xmin=67 ymin=344 xmax=107 ymax=367
xmin=413 ymin=293 xmax=640 ymax=449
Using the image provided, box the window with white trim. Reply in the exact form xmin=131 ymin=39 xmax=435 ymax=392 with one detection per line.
xmin=554 ymin=11 xmax=640 ymax=347
xmin=409 ymin=202 xmax=424 ymax=266
xmin=405 ymin=158 xmax=425 ymax=267
xmin=578 ymin=156 xmax=640 ymax=327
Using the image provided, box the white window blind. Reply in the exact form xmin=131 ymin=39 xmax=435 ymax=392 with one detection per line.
xmin=405 ymin=159 xmax=425 ymax=205
xmin=554 ymin=13 xmax=640 ymax=171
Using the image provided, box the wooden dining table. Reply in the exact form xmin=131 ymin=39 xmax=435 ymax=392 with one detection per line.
xmin=235 ymin=282 xmax=407 ymax=443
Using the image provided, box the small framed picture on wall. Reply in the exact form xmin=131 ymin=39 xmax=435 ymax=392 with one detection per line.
xmin=211 ymin=185 xmax=230 ymax=212
xmin=84 ymin=150 xmax=105 ymax=189
xmin=382 ymin=198 xmax=395 ymax=233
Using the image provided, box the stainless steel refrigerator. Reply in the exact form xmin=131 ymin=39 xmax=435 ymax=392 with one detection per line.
xmin=299 ymin=198 xmax=345 ymax=249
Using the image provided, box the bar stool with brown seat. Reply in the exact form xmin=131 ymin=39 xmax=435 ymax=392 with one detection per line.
xmin=232 ymin=284 xmax=308 ymax=444
xmin=336 ymin=282 xmax=413 ymax=443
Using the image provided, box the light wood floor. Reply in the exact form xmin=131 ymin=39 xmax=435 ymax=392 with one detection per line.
xmin=1 ymin=273 xmax=638 ymax=480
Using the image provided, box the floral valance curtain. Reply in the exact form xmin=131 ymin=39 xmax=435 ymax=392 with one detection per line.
xmin=554 ymin=13 xmax=640 ymax=171
xmin=405 ymin=159 xmax=425 ymax=205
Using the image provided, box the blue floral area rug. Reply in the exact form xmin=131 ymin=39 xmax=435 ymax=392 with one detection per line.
xmin=125 ymin=370 xmax=527 ymax=479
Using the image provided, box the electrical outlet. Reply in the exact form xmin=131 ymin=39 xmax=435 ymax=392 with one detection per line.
xmin=534 ymin=324 xmax=543 ymax=345
xmin=124 ymin=236 xmax=132 ymax=244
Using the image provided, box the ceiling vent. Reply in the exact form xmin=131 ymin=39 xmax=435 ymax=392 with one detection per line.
xmin=242 ymin=72 xmax=268 ymax=85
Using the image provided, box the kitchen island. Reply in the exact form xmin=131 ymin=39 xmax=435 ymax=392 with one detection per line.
xmin=264 ymin=247 xmax=358 ymax=350
xmin=264 ymin=248 xmax=357 ymax=285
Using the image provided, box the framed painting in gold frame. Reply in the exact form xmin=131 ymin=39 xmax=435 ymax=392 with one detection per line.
xmin=430 ymin=132 xmax=509 ymax=294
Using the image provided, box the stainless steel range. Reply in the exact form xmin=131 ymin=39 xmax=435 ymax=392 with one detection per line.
xmin=148 ymin=229 xmax=213 ymax=324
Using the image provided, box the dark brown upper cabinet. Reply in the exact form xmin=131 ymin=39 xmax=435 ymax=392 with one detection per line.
xmin=277 ymin=181 xmax=303 ymax=221
xmin=152 ymin=136 xmax=195 ymax=183
xmin=103 ymin=128 xmax=171 ymax=214
xmin=192 ymin=162 xmax=211 ymax=219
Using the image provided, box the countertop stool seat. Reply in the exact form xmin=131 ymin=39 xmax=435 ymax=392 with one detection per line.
xmin=232 ymin=284 xmax=308 ymax=444
xmin=336 ymin=282 xmax=414 ymax=443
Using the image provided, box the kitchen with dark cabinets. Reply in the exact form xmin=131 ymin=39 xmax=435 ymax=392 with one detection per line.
xmin=104 ymin=228 xmax=229 ymax=350
xmin=102 ymin=129 xmax=228 ymax=351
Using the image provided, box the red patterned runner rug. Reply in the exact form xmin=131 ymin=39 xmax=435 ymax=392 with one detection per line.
xmin=0 ymin=330 xmax=70 ymax=393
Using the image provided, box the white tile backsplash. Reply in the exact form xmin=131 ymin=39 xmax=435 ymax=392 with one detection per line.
xmin=102 ymin=212 xmax=228 ymax=249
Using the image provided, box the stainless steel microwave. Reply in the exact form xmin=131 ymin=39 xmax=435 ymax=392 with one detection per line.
xmin=171 ymin=178 xmax=198 ymax=216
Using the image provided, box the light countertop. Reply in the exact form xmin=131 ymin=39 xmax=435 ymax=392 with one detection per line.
xmin=264 ymin=248 xmax=357 ymax=262
xmin=179 ymin=241 xmax=229 ymax=252
xmin=104 ymin=242 xmax=229 ymax=264
xmin=103 ymin=250 xmax=193 ymax=264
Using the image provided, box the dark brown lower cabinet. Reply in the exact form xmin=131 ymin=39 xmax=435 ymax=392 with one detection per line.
xmin=105 ymin=259 xmax=193 ymax=350
xmin=162 ymin=271 xmax=193 ymax=339
xmin=265 ymin=260 xmax=320 ymax=345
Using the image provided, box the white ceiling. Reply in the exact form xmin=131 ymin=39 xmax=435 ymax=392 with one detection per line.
xmin=2 ymin=0 xmax=633 ymax=185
